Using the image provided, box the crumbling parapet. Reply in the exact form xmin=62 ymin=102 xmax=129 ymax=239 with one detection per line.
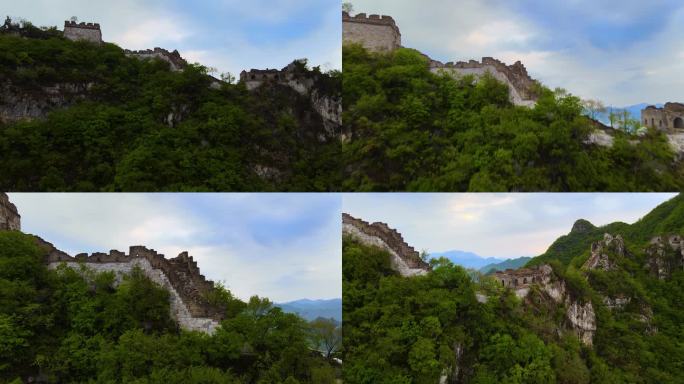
xmin=432 ymin=57 xmax=539 ymax=106
xmin=641 ymin=103 xmax=684 ymax=133
xmin=0 ymin=193 xmax=20 ymax=231
xmin=342 ymin=213 xmax=431 ymax=277
xmin=342 ymin=11 xmax=401 ymax=52
xmin=63 ymin=20 xmax=102 ymax=44
xmin=124 ymin=47 xmax=188 ymax=72
xmin=493 ymin=264 xmax=553 ymax=292
xmin=42 ymin=240 xmax=223 ymax=333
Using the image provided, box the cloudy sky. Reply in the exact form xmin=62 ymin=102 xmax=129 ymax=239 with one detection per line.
xmin=344 ymin=193 xmax=677 ymax=259
xmin=349 ymin=0 xmax=684 ymax=106
xmin=8 ymin=193 xmax=341 ymax=302
xmin=3 ymin=0 xmax=340 ymax=76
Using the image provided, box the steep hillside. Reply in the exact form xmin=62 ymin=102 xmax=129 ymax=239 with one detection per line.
xmin=529 ymin=194 xmax=684 ymax=267
xmin=342 ymin=44 xmax=683 ymax=191
xmin=0 ymin=20 xmax=341 ymax=191
xmin=344 ymin=205 xmax=684 ymax=383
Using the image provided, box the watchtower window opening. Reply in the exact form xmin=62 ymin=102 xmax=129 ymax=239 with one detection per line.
xmin=651 ymin=118 xmax=655 ymax=127
xmin=659 ymin=120 xmax=663 ymax=127
xmin=674 ymin=117 xmax=684 ymax=129
xmin=523 ymin=277 xmax=527 ymax=284
xmin=250 ymin=74 xmax=255 ymax=80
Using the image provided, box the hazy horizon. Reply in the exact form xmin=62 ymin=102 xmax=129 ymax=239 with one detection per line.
xmin=343 ymin=193 xmax=676 ymax=260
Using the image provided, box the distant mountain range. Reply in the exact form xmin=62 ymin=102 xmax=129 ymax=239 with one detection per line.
xmin=429 ymin=250 xmax=529 ymax=273
xmin=277 ymin=298 xmax=342 ymax=323
xmin=479 ymin=257 xmax=532 ymax=274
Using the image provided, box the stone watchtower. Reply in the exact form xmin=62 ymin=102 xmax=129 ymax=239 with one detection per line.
xmin=63 ymin=20 xmax=102 ymax=44
xmin=342 ymin=12 xmax=401 ymax=52
xmin=0 ymin=193 xmax=20 ymax=231
xmin=641 ymin=103 xmax=684 ymax=133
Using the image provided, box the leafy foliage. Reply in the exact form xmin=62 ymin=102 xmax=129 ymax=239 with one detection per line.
xmin=342 ymin=44 xmax=684 ymax=191
xmin=0 ymin=32 xmax=341 ymax=191
xmin=343 ymin=203 xmax=684 ymax=384
xmin=0 ymin=231 xmax=338 ymax=383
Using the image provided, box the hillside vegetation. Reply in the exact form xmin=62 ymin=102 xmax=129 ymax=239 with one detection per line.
xmin=342 ymin=44 xmax=683 ymax=191
xmin=0 ymin=231 xmax=339 ymax=383
xmin=0 ymin=24 xmax=341 ymax=192
xmin=343 ymin=194 xmax=684 ymax=383
xmin=530 ymin=194 xmax=684 ymax=267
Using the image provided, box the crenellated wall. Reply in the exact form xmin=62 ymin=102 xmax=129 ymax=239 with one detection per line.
xmin=493 ymin=264 xmax=553 ymax=298
xmin=0 ymin=193 xmax=20 ymax=231
xmin=63 ymin=21 xmax=102 ymax=44
xmin=342 ymin=12 xmax=401 ymax=52
xmin=240 ymin=61 xmax=342 ymax=138
xmin=641 ymin=103 xmax=684 ymax=133
xmin=124 ymin=48 xmax=188 ymax=72
xmin=38 ymin=237 xmax=223 ymax=334
xmin=342 ymin=213 xmax=430 ymax=277
xmin=431 ymin=57 xmax=539 ymax=107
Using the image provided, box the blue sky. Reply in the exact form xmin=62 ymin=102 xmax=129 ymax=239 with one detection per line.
xmin=8 ymin=193 xmax=341 ymax=302
xmin=3 ymin=0 xmax=341 ymax=76
xmin=349 ymin=0 xmax=684 ymax=106
xmin=343 ymin=193 xmax=677 ymax=259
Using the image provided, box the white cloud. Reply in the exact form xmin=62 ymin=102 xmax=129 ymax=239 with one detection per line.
xmin=113 ymin=18 xmax=191 ymax=49
xmin=349 ymin=0 xmax=684 ymax=105
xmin=8 ymin=193 xmax=341 ymax=302
xmin=343 ymin=193 xmax=676 ymax=259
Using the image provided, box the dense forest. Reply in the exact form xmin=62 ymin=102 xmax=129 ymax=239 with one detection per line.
xmin=343 ymin=195 xmax=684 ymax=383
xmin=0 ymin=21 xmax=341 ymax=192
xmin=342 ymin=44 xmax=683 ymax=191
xmin=0 ymin=230 xmax=341 ymax=383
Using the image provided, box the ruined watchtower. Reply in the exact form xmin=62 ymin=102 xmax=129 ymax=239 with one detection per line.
xmin=641 ymin=103 xmax=684 ymax=133
xmin=63 ymin=20 xmax=102 ymax=44
xmin=342 ymin=12 xmax=401 ymax=52
xmin=0 ymin=193 xmax=20 ymax=231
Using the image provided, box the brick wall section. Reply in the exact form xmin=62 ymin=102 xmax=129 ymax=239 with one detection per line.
xmin=342 ymin=213 xmax=430 ymax=273
xmin=63 ymin=21 xmax=102 ymax=44
xmin=342 ymin=11 xmax=401 ymax=52
xmin=641 ymin=103 xmax=684 ymax=132
xmin=493 ymin=264 xmax=553 ymax=289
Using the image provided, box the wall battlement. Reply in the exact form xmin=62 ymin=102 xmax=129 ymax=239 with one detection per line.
xmin=641 ymin=102 xmax=684 ymax=133
xmin=0 ymin=193 xmax=20 ymax=231
xmin=64 ymin=21 xmax=101 ymax=30
xmin=342 ymin=11 xmax=401 ymax=52
xmin=124 ymin=48 xmax=188 ymax=72
xmin=493 ymin=264 xmax=553 ymax=291
xmin=342 ymin=213 xmax=430 ymax=276
xmin=432 ymin=57 xmax=539 ymax=106
xmin=63 ymin=20 xmax=102 ymax=44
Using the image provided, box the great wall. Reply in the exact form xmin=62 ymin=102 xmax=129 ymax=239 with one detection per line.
xmin=240 ymin=61 xmax=342 ymax=138
xmin=342 ymin=10 xmax=684 ymax=154
xmin=0 ymin=193 xmax=223 ymax=334
xmin=342 ymin=11 xmax=539 ymax=107
xmin=343 ymin=212 xmax=598 ymax=346
xmin=342 ymin=213 xmax=431 ymax=276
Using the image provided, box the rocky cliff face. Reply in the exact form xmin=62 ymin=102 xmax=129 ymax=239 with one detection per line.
xmin=583 ymin=233 xmax=624 ymax=271
xmin=645 ymin=234 xmax=684 ymax=279
xmin=0 ymin=81 xmax=93 ymax=124
xmin=0 ymin=192 xmax=20 ymax=231
xmin=342 ymin=213 xmax=430 ymax=277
